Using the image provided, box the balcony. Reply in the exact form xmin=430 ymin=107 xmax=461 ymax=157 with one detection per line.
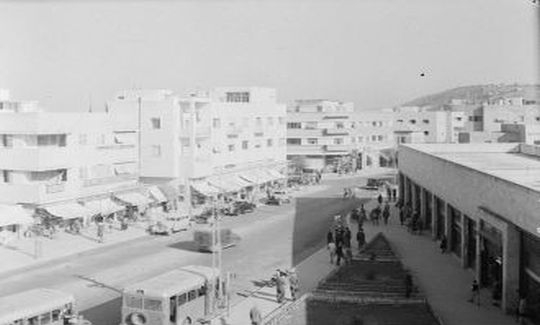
xmin=178 ymin=125 xmax=212 ymax=138
xmin=324 ymin=128 xmax=350 ymax=136
xmin=0 ymin=182 xmax=73 ymax=204
xmin=0 ymin=147 xmax=73 ymax=171
xmin=83 ymin=174 xmax=138 ymax=187
xmin=286 ymin=145 xmax=325 ymax=155
xmin=286 ymin=129 xmax=323 ymax=137
xmin=325 ymin=144 xmax=352 ymax=152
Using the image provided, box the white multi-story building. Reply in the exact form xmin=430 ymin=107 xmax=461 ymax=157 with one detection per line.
xmin=286 ymin=100 xmax=394 ymax=171
xmin=0 ymin=90 xmax=141 ymax=230
xmin=109 ymin=87 xmax=287 ymax=199
xmin=392 ymin=106 xmax=465 ymax=144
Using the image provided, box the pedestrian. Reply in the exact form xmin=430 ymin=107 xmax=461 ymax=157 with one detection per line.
xmin=405 ymin=273 xmax=413 ymax=298
xmin=440 ymin=235 xmax=447 ymax=253
xmin=386 ymin=187 xmax=392 ymax=202
xmin=336 ymin=242 xmax=344 ymax=266
xmin=518 ymin=296 xmax=528 ymax=324
xmin=275 ymin=270 xmax=285 ymax=303
xmin=377 ymin=194 xmax=383 ymax=205
xmin=289 ymin=268 xmax=299 ymax=301
xmin=343 ymin=188 xmax=348 ymax=199
xmin=327 ymin=228 xmax=334 ymax=245
xmin=468 ymin=279 xmax=480 ymax=305
xmin=392 ymin=188 xmax=397 ymax=201
xmin=356 ymin=229 xmax=366 ymax=250
xmin=249 ymin=305 xmax=262 ymax=325
xmin=97 ymin=222 xmax=104 ymax=243
xmin=328 ymin=241 xmax=337 ymax=264
xmin=344 ymin=227 xmax=352 ymax=248
xmin=398 ymin=203 xmax=405 ymax=226
xmin=382 ymin=203 xmax=390 ymax=225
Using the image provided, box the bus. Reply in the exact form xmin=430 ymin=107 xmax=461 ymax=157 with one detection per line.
xmin=120 ymin=265 xmax=220 ymax=325
xmin=0 ymin=288 xmax=91 ymax=325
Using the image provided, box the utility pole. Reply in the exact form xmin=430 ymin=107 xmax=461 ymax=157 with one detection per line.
xmin=186 ymin=95 xmax=196 ymax=221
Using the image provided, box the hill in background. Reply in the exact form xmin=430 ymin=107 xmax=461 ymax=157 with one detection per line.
xmin=402 ymin=84 xmax=540 ymax=108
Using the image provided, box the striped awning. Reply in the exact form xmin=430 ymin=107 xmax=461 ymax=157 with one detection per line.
xmin=82 ymin=198 xmax=125 ymax=216
xmin=44 ymin=203 xmax=93 ymax=220
xmin=114 ymin=192 xmax=152 ymax=207
xmin=0 ymin=205 xmax=34 ymax=227
xmin=191 ymin=181 xmax=221 ymax=196
xmin=148 ymin=186 xmax=167 ymax=203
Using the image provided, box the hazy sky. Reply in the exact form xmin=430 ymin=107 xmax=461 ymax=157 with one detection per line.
xmin=0 ymin=0 xmax=538 ymax=112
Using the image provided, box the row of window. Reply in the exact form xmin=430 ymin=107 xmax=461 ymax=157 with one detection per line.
xmin=286 ymin=121 xmax=390 ymax=129
xmin=287 ymin=134 xmax=389 ymax=145
xmin=150 ymin=138 xmax=286 ymax=157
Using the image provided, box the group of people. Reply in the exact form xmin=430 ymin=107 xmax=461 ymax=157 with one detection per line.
xmin=274 ymin=268 xmax=299 ymax=304
xmin=327 ymin=220 xmax=355 ymax=266
xmin=396 ymin=201 xmax=424 ymax=235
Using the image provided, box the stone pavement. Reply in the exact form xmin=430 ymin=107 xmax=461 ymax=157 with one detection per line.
xmin=359 ymin=197 xmax=517 ymax=325
xmin=210 ymin=244 xmax=337 ymax=325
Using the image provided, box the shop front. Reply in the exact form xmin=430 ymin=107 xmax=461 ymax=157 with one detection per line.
xmin=434 ymin=196 xmax=445 ymax=240
xmin=449 ymin=205 xmax=462 ymax=258
xmin=478 ymin=220 xmax=503 ymax=288
xmin=521 ymin=231 xmax=540 ymax=323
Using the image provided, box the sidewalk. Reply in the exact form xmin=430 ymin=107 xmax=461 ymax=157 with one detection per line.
xmin=211 ymin=243 xmax=337 ymax=325
xmin=359 ymin=198 xmax=516 ymax=325
xmin=322 ymin=167 xmax=396 ymax=180
xmin=0 ymin=222 xmax=150 ymax=276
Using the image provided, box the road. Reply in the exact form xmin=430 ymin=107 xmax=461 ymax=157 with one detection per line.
xmin=0 ymin=173 xmax=384 ymax=324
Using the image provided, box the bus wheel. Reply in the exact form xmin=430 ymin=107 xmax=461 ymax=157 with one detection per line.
xmin=182 ymin=317 xmax=192 ymax=325
xmin=127 ymin=312 xmax=147 ymax=325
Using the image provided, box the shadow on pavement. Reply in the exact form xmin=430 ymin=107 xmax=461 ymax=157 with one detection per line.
xmin=167 ymin=240 xmax=202 ymax=253
xmin=82 ymin=296 xmax=122 ymax=325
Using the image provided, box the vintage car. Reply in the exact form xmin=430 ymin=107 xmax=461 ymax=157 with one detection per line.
xmin=148 ymin=213 xmax=191 ymax=235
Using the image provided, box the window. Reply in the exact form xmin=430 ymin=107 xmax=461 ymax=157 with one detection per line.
xmin=372 ymin=121 xmax=377 ymax=127
xmin=28 ymin=316 xmax=39 ymax=325
xmin=317 ymin=105 xmax=323 ymax=112
xmin=424 ymin=131 xmax=429 ymax=136
xmin=267 ymin=139 xmax=273 ymax=147
xmin=188 ymin=290 xmax=198 ymax=301
xmin=371 ymin=135 xmax=377 ymax=141
xmin=228 ymin=144 xmax=235 ymax=152
xmin=177 ymin=293 xmax=187 ymax=306
xmin=242 ymin=141 xmax=248 ymax=149
xmin=333 ymin=138 xmax=343 ymax=145
xmin=304 ymin=121 xmax=317 ymax=129
xmin=2 ymin=135 xmax=13 ymax=148
xmin=40 ymin=312 xmax=52 ymax=325
xmin=79 ymin=134 xmax=87 ymax=145
xmin=397 ymin=119 xmax=404 ymax=123
xmin=409 ymin=119 xmax=416 ymax=124
xmin=267 ymin=117 xmax=274 ymax=126
xmin=456 ymin=117 xmax=463 ymax=121
xmin=422 ymin=119 xmax=430 ymax=124
xmin=151 ymin=118 xmax=161 ymax=129
xmin=307 ymin=138 xmax=318 ymax=145
xmin=278 ymin=117 xmax=285 ymax=125
xmin=358 ymin=136 xmax=364 ymax=143
xmin=38 ymin=134 xmax=66 ymax=147
xmin=351 ymin=122 xmax=356 ymax=129
xmin=287 ymin=122 xmax=301 ymax=129
xmin=126 ymin=295 xmax=143 ymax=308
xmin=144 ymin=299 xmax=162 ymax=311
xmin=256 ymin=117 xmax=262 ymax=126
xmin=151 ymin=145 xmax=161 ymax=157
xmin=336 ymin=122 xmax=344 ymax=129
xmin=212 ymin=118 xmax=221 ymax=128
xmin=2 ymin=170 xmax=11 ymax=183
xmin=52 ymin=309 xmax=61 ymax=321
xmin=377 ymin=135 xmax=383 ymax=141
xmin=226 ymin=92 xmax=250 ymax=103
xmin=254 ymin=132 xmax=264 ymax=137
xmin=198 ymin=285 xmax=207 ymax=296
xmin=287 ymin=138 xmax=301 ymax=145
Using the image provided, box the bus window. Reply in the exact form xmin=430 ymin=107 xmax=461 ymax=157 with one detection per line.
xmin=28 ymin=316 xmax=39 ymax=325
xmin=177 ymin=293 xmax=187 ymax=307
xmin=143 ymin=298 xmax=162 ymax=311
xmin=188 ymin=290 xmax=197 ymax=301
xmin=52 ymin=309 xmax=61 ymax=321
xmin=40 ymin=312 xmax=52 ymax=324
xmin=198 ymin=285 xmax=206 ymax=296
xmin=125 ymin=295 xmax=143 ymax=309
xmin=170 ymin=297 xmax=176 ymax=322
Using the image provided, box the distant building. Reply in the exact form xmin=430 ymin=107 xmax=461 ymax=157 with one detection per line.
xmin=398 ymin=143 xmax=540 ymax=317
xmin=286 ymin=100 xmax=394 ymax=171
xmin=392 ymin=107 xmax=464 ymax=143
xmin=109 ymin=87 xmax=287 ymax=202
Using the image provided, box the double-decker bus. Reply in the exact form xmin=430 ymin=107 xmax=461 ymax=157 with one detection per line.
xmin=120 ymin=265 xmax=220 ymax=325
xmin=0 ymin=288 xmax=91 ymax=325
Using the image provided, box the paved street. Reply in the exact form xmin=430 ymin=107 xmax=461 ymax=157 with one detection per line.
xmin=0 ymin=172 xmax=377 ymax=324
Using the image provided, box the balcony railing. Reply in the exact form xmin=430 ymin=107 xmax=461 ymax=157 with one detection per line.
xmin=325 ymin=144 xmax=352 ymax=152
xmin=45 ymin=183 xmax=66 ymax=194
xmin=324 ymin=128 xmax=350 ymax=135
xmin=96 ymin=144 xmax=136 ymax=150
xmin=83 ymin=174 xmax=138 ymax=187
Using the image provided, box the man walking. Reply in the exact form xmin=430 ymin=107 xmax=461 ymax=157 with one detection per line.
xmin=328 ymin=241 xmax=336 ymax=264
xmin=356 ymin=228 xmax=366 ymax=250
xmin=377 ymin=193 xmax=383 ymax=205
xmin=335 ymin=242 xmax=344 ymax=266
xmin=289 ymin=268 xmax=299 ymax=301
xmin=468 ymin=279 xmax=480 ymax=305
xmin=382 ymin=203 xmax=390 ymax=225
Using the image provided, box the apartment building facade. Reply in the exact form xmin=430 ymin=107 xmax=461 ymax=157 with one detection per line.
xmin=108 ymin=87 xmax=287 ymax=199
xmin=286 ymin=100 xmax=394 ymax=171
xmin=392 ymin=106 xmax=465 ymax=144
xmin=0 ymin=90 xmax=141 ymax=229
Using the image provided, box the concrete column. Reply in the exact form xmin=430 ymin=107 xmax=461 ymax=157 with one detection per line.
xmin=430 ymin=193 xmax=437 ymax=240
xmin=502 ymin=225 xmax=521 ymax=314
xmin=410 ymin=182 xmax=417 ymax=213
xmin=398 ymin=173 xmax=405 ymax=203
xmin=475 ymin=227 xmax=482 ymax=285
xmin=460 ymin=213 xmax=467 ymax=268
xmin=403 ymin=176 xmax=410 ymax=205
xmin=444 ymin=202 xmax=452 ymax=252
xmin=419 ymin=188 xmax=427 ymax=225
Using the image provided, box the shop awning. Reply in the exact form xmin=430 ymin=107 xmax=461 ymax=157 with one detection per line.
xmin=191 ymin=181 xmax=220 ymax=196
xmin=0 ymin=205 xmax=34 ymax=227
xmin=44 ymin=203 xmax=93 ymax=220
xmin=266 ymin=169 xmax=287 ymax=180
xmin=158 ymin=184 xmax=180 ymax=202
xmin=239 ymin=169 xmax=273 ymax=184
xmin=207 ymin=174 xmax=251 ymax=193
xmin=148 ymin=186 xmax=167 ymax=203
xmin=83 ymin=198 xmax=125 ymax=216
xmin=114 ymin=192 xmax=152 ymax=207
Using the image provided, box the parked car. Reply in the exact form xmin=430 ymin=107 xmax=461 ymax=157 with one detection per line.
xmin=148 ymin=214 xmax=191 ymax=235
xmin=272 ymin=190 xmax=292 ymax=204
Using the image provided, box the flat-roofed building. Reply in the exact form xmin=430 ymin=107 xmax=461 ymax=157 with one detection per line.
xmin=398 ymin=143 xmax=540 ymax=317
